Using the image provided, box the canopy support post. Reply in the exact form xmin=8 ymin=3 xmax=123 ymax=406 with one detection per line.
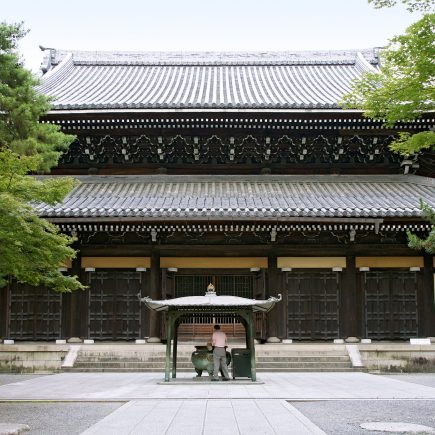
xmin=164 ymin=311 xmax=174 ymax=382
xmin=247 ymin=311 xmax=257 ymax=382
xmin=172 ymin=318 xmax=179 ymax=379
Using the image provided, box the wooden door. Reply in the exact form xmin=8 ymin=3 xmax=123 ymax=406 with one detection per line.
xmin=88 ymin=269 xmax=141 ymax=340
xmin=285 ymin=271 xmax=341 ymax=340
xmin=8 ymin=283 xmax=62 ymax=340
xmin=363 ymin=270 xmax=418 ymax=340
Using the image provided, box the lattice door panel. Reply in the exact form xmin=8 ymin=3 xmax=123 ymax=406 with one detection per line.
xmin=286 ymin=272 xmax=340 ymax=340
xmin=88 ymin=270 xmax=141 ymax=340
xmin=9 ymin=283 xmax=62 ymax=340
xmin=174 ymin=274 xmax=254 ymax=338
xmin=364 ymin=270 xmax=418 ymax=340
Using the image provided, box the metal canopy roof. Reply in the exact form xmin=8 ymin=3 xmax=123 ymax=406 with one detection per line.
xmin=139 ymin=294 xmax=282 ymax=313
xmin=35 ymin=174 xmax=435 ymax=220
xmin=37 ymin=49 xmax=378 ymax=111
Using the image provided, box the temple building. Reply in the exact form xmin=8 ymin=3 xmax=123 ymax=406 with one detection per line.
xmin=1 ymin=49 xmax=434 ymax=343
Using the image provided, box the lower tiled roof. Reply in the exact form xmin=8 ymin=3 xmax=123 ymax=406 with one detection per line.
xmin=35 ymin=175 xmax=435 ymax=220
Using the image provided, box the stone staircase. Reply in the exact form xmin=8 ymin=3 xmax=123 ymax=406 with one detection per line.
xmin=63 ymin=343 xmax=360 ymax=373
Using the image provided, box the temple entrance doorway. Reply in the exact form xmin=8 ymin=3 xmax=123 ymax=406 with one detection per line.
xmin=88 ymin=269 xmax=142 ymax=340
xmin=284 ymin=271 xmax=341 ymax=341
xmin=162 ymin=270 xmax=266 ymax=341
xmin=8 ymin=282 xmax=62 ymax=340
xmin=362 ymin=270 xmax=419 ymax=340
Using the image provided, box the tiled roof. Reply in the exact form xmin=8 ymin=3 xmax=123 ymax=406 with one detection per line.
xmin=35 ymin=175 xmax=435 ymax=220
xmin=38 ymin=49 xmax=378 ymax=111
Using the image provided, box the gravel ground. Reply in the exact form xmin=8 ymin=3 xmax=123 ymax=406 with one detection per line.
xmin=380 ymin=373 xmax=435 ymax=389
xmin=0 ymin=374 xmax=47 ymax=386
xmin=291 ymin=400 xmax=435 ymax=435
xmin=0 ymin=402 xmax=124 ymax=435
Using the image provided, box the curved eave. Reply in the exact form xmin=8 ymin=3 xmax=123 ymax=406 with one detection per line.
xmin=45 ymin=108 xmax=364 ymax=115
xmin=139 ymin=295 xmax=282 ymax=313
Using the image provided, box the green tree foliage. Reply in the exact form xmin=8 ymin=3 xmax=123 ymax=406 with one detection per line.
xmin=407 ymin=201 xmax=435 ymax=253
xmin=343 ymin=5 xmax=435 ymax=254
xmin=0 ymin=22 xmax=84 ymax=292
xmin=368 ymin=0 xmax=434 ymax=12
xmin=342 ymin=14 xmax=435 ymax=154
xmin=0 ymin=22 xmax=73 ymax=172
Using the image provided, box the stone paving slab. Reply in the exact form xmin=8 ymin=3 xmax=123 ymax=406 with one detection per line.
xmin=0 ymin=374 xmax=46 ymax=387
xmin=0 ymin=372 xmax=433 ymax=401
xmin=81 ymin=399 xmax=326 ymax=435
xmin=292 ymin=399 xmax=435 ymax=435
xmin=0 ymin=402 xmax=123 ymax=435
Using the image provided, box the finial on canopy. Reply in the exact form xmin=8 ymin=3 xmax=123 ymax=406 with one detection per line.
xmin=206 ymin=283 xmax=216 ymax=296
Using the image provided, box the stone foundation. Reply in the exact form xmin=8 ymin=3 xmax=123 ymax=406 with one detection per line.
xmin=0 ymin=344 xmax=69 ymax=373
xmin=359 ymin=344 xmax=435 ymax=373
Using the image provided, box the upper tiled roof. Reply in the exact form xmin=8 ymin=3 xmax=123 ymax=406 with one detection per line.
xmin=37 ymin=49 xmax=378 ymax=111
xmin=35 ymin=174 xmax=435 ymax=220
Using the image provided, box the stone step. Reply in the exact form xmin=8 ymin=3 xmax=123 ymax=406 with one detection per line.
xmin=78 ymin=350 xmax=349 ymax=356
xmin=73 ymin=363 xmax=195 ymax=369
xmin=257 ymin=356 xmax=350 ymax=362
xmin=69 ymin=347 xmax=355 ymax=372
xmin=256 ymin=362 xmax=351 ymax=368
xmin=74 ymin=357 xmax=350 ymax=365
xmin=256 ymin=367 xmax=359 ymax=372
xmin=75 ymin=357 xmax=192 ymax=363
xmin=72 ymin=362 xmax=351 ymax=370
xmin=75 ymin=353 xmax=350 ymax=362
xmin=63 ymin=367 xmax=360 ymax=373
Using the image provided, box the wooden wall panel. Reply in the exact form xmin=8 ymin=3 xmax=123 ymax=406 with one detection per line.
xmin=356 ymin=257 xmax=423 ymax=268
xmin=82 ymin=257 xmax=151 ymax=268
xmin=277 ymin=257 xmax=346 ymax=268
xmin=160 ymin=257 xmax=268 ymax=269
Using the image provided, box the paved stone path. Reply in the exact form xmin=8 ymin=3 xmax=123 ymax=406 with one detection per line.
xmin=0 ymin=372 xmax=434 ymax=401
xmin=0 ymin=373 xmax=433 ymax=434
xmin=81 ymin=399 xmax=326 ymax=435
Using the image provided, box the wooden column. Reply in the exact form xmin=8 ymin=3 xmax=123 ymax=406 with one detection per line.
xmin=68 ymin=253 xmax=88 ymax=339
xmin=341 ymin=255 xmax=360 ymax=338
xmin=148 ymin=250 xmax=161 ymax=339
xmin=421 ymin=254 xmax=435 ymax=336
xmin=0 ymin=280 xmax=10 ymax=339
xmin=139 ymin=270 xmax=148 ymax=339
xmin=266 ymin=255 xmax=280 ymax=339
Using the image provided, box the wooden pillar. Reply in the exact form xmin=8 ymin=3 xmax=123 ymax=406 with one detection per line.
xmin=421 ymin=254 xmax=435 ymax=336
xmin=139 ymin=270 xmax=148 ymax=339
xmin=266 ymin=255 xmax=280 ymax=339
xmin=68 ymin=253 xmax=88 ymax=339
xmin=341 ymin=255 xmax=360 ymax=338
xmin=0 ymin=279 xmax=10 ymax=339
xmin=149 ymin=250 xmax=161 ymax=339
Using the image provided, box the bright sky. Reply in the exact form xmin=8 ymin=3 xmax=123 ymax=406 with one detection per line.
xmin=3 ymin=0 xmax=422 ymax=73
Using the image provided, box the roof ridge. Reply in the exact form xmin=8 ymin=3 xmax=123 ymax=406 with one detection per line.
xmin=42 ymin=48 xmax=379 ymax=68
